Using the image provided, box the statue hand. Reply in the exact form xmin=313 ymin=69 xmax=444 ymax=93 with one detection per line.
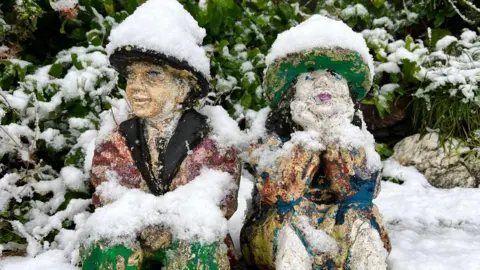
xmin=322 ymin=145 xmax=369 ymax=200
xmin=261 ymin=144 xmax=320 ymax=204
xmin=139 ymin=225 xmax=172 ymax=251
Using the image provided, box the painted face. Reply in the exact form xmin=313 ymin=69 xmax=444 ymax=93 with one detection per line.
xmin=290 ymin=69 xmax=354 ymax=129
xmin=125 ymin=62 xmax=193 ymax=118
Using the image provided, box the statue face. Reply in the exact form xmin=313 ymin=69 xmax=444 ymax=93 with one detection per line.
xmin=125 ymin=62 xmax=193 ymax=118
xmin=291 ymin=70 xmax=354 ymax=129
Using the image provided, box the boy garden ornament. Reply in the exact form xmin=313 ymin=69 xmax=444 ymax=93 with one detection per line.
xmin=80 ymin=0 xmax=240 ymax=269
xmin=240 ymin=15 xmax=391 ymax=270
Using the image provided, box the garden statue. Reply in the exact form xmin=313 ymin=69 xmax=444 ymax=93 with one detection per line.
xmin=80 ymin=0 xmax=240 ymax=269
xmin=240 ymin=15 xmax=391 ymax=270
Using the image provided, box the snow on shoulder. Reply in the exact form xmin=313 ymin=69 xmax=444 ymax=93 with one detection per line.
xmin=106 ymin=0 xmax=210 ymax=79
xmin=265 ymin=15 xmax=374 ymax=82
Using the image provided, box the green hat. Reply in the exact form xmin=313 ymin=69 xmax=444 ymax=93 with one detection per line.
xmin=264 ymin=46 xmax=372 ymax=107
xmin=263 ymin=15 xmax=374 ymax=107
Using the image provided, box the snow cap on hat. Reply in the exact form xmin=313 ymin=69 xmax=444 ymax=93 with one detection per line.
xmin=106 ymin=0 xmax=210 ymax=80
xmin=264 ymin=15 xmax=374 ymax=106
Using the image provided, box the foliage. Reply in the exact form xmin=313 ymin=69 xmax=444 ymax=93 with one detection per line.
xmin=0 ymin=0 xmax=479 ymax=261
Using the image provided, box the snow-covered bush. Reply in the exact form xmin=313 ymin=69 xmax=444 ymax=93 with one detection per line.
xmin=313 ymin=0 xmax=480 ymax=143
xmin=0 ymin=4 xmax=129 ymax=259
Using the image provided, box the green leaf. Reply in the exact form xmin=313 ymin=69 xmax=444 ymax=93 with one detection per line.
xmin=373 ymin=0 xmax=385 ymax=8
xmin=430 ymin=28 xmax=451 ymax=48
xmin=103 ymin=0 xmax=114 ymax=16
xmin=125 ymin=0 xmax=140 ymax=14
xmin=361 ymin=99 xmax=376 ymax=105
xmin=401 ymin=59 xmax=420 ymax=83
xmin=87 ymin=32 xmax=102 ymax=46
xmin=405 ymin=36 xmax=414 ymax=51
xmin=376 ymin=102 xmax=386 ymax=119
xmin=71 ymin=53 xmax=84 ymax=70
xmin=240 ymin=93 xmax=252 ymax=109
xmin=48 ymin=63 xmax=63 ymax=78
xmin=434 ymin=14 xmax=445 ymax=28
xmin=68 ymin=28 xmax=87 ymax=40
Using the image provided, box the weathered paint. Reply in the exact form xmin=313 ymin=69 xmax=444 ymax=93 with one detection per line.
xmin=264 ymin=47 xmax=371 ymax=107
xmin=82 ymin=240 xmax=230 ymax=270
xmin=241 ymin=134 xmax=391 ymax=270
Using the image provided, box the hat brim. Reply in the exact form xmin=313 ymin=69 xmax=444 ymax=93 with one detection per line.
xmin=264 ymin=47 xmax=372 ymax=107
xmin=109 ymin=46 xmax=210 ymax=96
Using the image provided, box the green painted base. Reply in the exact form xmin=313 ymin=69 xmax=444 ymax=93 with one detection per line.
xmin=81 ymin=240 xmax=230 ymax=270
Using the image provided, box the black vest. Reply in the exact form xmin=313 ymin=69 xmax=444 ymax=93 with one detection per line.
xmin=118 ymin=109 xmax=209 ymax=195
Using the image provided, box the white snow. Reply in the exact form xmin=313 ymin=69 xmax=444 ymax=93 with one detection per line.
xmin=375 ymin=62 xmax=400 ymax=73
xmin=82 ymin=168 xmax=237 ymax=246
xmin=60 ymin=166 xmax=87 ymax=192
xmin=240 ymin=61 xmax=254 ymax=73
xmin=376 ymin=159 xmax=480 ymax=269
xmin=296 ymin=215 xmax=339 ymax=253
xmin=200 ymin=105 xmax=269 ymax=153
xmin=228 ymin=172 xmax=254 ymax=256
xmin=275 ymin=225 xmax=312 ymax=270
xmin=436 ymin=36 xmax=458 ymax=50
xmin=39 ymin=128 xmax=67 ymax=150
xmin=0 ymin=249 xmax=76 ymax=270
xmin=49 ymin=0 xmax=78 ymax=11
xmin=106 ymin=0 xmax=211 ymax=79
xmin=265 ymin=15 xmax=374 ymax=83
xmin=341 ymin=4 xmax=368 ymax=18
xmin=379 ymin=83 xmax=399 ymax=94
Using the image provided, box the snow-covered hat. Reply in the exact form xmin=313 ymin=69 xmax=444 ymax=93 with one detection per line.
xmin=264 ymin=15 xmax=374 ymax=106
xmin=106 ymin=0 xmax=210 ymax=92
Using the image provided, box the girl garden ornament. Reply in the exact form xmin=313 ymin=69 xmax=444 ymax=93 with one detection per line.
xmin=80 ymin=0 xmax=240 ymax=269
xmin=240 ymin=15 xmax=391 ymax=270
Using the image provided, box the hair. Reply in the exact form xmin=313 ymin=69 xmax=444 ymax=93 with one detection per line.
xmin=265 ymin=75 xmax=363 ymax=140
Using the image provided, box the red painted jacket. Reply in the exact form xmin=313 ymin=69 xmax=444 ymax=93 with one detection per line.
xmin=90 ymin=109 xmax=241 ymax=262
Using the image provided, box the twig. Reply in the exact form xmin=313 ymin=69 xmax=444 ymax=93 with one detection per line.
xmin=0 ymin=125 xmax=23 ymax=149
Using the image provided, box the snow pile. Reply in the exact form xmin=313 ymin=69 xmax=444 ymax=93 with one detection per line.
xmin=49 ymin=0 xmax=78 ymax=11
xmin=0 ymin=249 xmax=77 ymax=270
xmin=106 ymin=0 xmax=211 ymax=79
xmin=265 ymin=15 xmax=374 ymax=83
xmin=376 ymin=159 xmax=480 ymax=269
xmin=82 ymin=168 xmax=237 ymax=246
xmin=341 ymin=4 xmax=368 ymax=18
xmin=200 ymin=105 xmax=269 ymax=153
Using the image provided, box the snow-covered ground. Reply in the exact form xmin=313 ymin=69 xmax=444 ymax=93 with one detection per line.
xmin=376 ymin=159 xmax=480 ymax=269
xmin=2 ymin=158 xmax=479 ymax=269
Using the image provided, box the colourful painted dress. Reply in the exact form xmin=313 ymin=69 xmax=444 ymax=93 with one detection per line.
xmin=82 ymin=110 xmax=241 ymax=270
xmin=240 ymin=134 xmax=391 ymax=270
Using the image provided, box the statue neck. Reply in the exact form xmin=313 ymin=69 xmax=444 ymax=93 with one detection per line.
xmin=144 ymin=109 xmax=182 ymax=132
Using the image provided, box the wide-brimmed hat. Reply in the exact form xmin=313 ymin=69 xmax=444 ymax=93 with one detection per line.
xmin=106 ymin=0 xmax=211 ymax=95
xmin=264 ymin=15 xmax=374 ymax=107
xmin=109 ymin=46 xmax=210 ymax=95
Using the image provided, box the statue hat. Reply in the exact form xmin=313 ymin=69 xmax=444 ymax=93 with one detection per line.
xmin=106 ymin=0 xmax=210 ymax=93
xmin=264 ymin=15 xmax=374 ymax=107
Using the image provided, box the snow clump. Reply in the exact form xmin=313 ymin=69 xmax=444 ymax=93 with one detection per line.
xmin=106 ymin=0 xmax=211 ymax=79
xmin=82 ymin=168 xmax=237 ymax=246
xmin=265 ymin=15 xmax=374 ymax=83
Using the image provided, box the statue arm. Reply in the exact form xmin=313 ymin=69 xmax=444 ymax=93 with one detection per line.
xmin=192 ymin=137 xmax=241 ymax=220
xmin=90 ymin=131 xmax=145 ymax=207
xmin=249 ymin=135 xmax=320 ymax=205
xmin=322 ymin=146 xmax=378 ymax=201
